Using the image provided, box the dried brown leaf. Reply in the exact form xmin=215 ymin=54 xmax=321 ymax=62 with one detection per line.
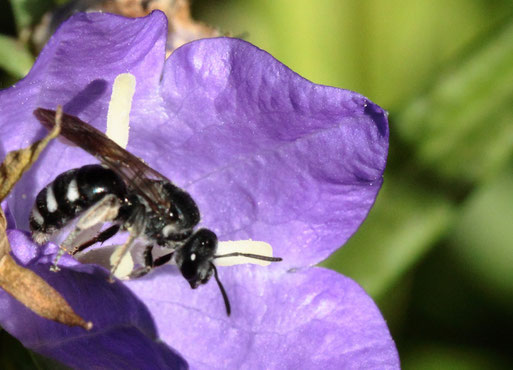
xmin=160 ymin=0 xmax=221 ymax=53
xmin=33 ymin=0 xmax=221 ymax=54
xmin=0 ymin=107 xmax=61 ymax=201
xmin=0 ymin=252 xmax=92 ymax=330
xmin=0 ymin=107 xmax=92 ymax=329
xmin=0 ymin=210 xmax=8 ymax=258
xmin=96 ymin=0 xmax=221 ymax=52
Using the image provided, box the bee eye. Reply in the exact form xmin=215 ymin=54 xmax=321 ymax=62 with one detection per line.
xmin=168 ymin=204 xmax=180 ymax=222
xmin=176 ymin=229 xmax=218 ymax=288
xmin=180 ymin=256 xmax=198 ymax=282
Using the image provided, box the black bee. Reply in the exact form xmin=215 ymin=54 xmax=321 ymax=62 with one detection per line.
xmin=31 ymin=108 xmax=281 ymax=315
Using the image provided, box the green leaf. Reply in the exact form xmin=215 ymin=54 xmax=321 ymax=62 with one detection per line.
xmin=401 ymin=344 xmax=509 ymax=370
xmin=10 ymin=0 xmax=53 ymax=31
xmin=396 ymin=20 xmax=513 ymax=183
xmin=322 ymin=175 xmax=455 ymax=299
xmin=448 ymin=169 xmax=513 ymax=308
xmin=0 ymin=34 xmax=33 ymax=78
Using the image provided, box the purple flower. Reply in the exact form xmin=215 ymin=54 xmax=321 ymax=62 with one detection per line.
xmin=0 ymin=11 xmax=398 ymax=369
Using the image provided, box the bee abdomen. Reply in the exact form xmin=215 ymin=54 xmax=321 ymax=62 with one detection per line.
xmin=30 ymin=164 xmax=127 ymax=244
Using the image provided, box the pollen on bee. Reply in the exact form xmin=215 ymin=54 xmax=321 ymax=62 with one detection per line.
xmin=215 ymin=240 xmax=276 ymax=267
xmin=106 ymin=73 xmax=136 ymax=149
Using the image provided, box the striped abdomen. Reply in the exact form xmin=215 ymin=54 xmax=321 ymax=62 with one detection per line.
xmin=30 ymin=164 xmax=127 ymax=244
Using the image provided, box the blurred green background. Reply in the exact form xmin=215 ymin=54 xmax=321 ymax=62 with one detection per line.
xmin=1 ymin=0 xmax=513 ymax=368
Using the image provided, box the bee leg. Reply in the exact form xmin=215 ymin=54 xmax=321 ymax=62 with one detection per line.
xmin=52 ymin=194 xmax=121 ymax=272
xmin=129 ymin=248 xmax=174 ymax=279
xmin=109 ymin=205 xmax=146 ymax=282
xmin=153 ymin=252 xmax=174 ymax=267
xmin=144 ymin=245 xmax=154 ymax=267
xmin=71 ymin=224 xmax=121 ymax=255
xmin=128 ymin=245 xmax=154 ymax=278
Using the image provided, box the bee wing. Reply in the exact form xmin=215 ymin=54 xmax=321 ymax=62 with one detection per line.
xmin=34 ymin=108 xmax=170 ymax=212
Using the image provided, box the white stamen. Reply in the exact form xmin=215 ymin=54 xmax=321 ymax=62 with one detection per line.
xmin=66 ymin=178 xmax=80 ymax=202
xmin=190 ymin=253 xmax=196 ymax=261
xmin=215 ymin=240 xmax=275 ymax=266
xmin=106 ymin=73 xmax=136 ymax=149
xmin=46 ymin=186 xmax=58 ymax=213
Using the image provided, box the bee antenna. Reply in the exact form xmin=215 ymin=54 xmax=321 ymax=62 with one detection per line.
xmin=214 ymin=252 xmax=283 ymax=262
xmin=211 ymin=263 xmax=231 ymax=316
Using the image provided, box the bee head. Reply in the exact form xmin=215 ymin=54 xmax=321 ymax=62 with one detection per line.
xmin=175 ymin=228 xmax=232 ymax=315
xmin=174 ymin=229 xmax=283 ymax=317
xmin=175 ymin=228 xmax=218 ymax=289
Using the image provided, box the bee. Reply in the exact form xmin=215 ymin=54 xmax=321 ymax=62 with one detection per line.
xmin=31 ymin=108 xmax=281 ymax=315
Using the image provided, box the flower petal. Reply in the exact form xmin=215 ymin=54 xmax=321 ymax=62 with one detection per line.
xmin=146 ymin=38 xmax=388 ymax=267
xmin=127 ymin=266 xmax=399 ymax=369
xmin=0 ymin=230 xmax=187 ymax=369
